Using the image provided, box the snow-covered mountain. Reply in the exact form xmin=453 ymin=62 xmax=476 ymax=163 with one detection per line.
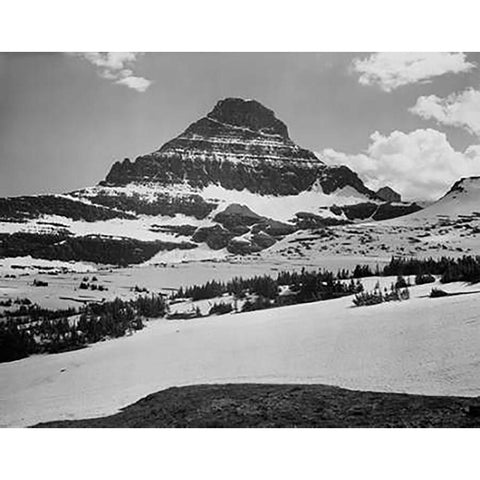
xmin=396 ymin=176 xmax=480 ymax=224
xmin=0 ymin=98 xmax=422 ymax=265
xmin=261 ymin=176 xmax=480 ymax=264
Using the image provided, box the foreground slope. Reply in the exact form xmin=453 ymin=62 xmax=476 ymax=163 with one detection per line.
xmin=1 ymin=279 xmax=480 ymax=427
xmin=35 ymin=383 xmax=480 ymax=428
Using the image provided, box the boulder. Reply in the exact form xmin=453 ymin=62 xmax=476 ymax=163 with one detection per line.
xmin=214 ymin=203 xmax=264 ymax=230
xmin=227 ymin=237 xmax=261 ymax=255
xmin=376 ymin=186 xmax=401 ymax=203
xmin=191 ymin=225 xmax=234 ymax=250
xmin=251 ymin=218 xmax=296 ymax=237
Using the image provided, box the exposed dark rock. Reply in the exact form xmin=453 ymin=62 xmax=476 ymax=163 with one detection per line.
xmin=442 ymin=176 xmax=480 ymax=198
xmin=224 ymin=224 xmax=250 ymax=236
xmin=102 ymin=98 xmax=353 ymax=197
xmin=191 ymin=225 xmax=234 ymax=250
xmin=331 ymin=202 xmax=422 ymax=221
xmin=0 ymin=195 xmax=133 ymax=222
xmin=251 ymin=219 xmax=297 ymax=237
xmin=149 ymin=224 xmax=198 ymax=236
xmin=317 ymin=165 xmax=376 ymax=197
xmin=376 ymin=186 xmax=401 ymax=203
xmin=77 ymin=190 xmax=216 ymax=219
xmin=294 ymin=211 xmax=350 ymax=229
xmin=331 ymin=203 xmax=378 ymax=221
xmin=0 ymin=232 xmax=196 ymax=266
xmin=0 ymin=232 xmax=70 ymax=258
xmin=227 ymin=231 xmax=276 ymax=255
xmin=214 ymin=204 xmax=264 ymax=230
xmin=35 ymin=383 xmax=480 ymax=428
xmin=227 ymin=238 xmax=261 ymax=255
xmin=104 ymin=155 xmax=323 ymax=196
xmin=372 ymin=202 xmax=422 ymax=221
xmin=251 ymin=231 xmax=276 ymax=249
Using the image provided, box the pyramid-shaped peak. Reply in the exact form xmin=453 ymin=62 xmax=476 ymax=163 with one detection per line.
xmin=207 ymin=98 xmax=290 ymax=139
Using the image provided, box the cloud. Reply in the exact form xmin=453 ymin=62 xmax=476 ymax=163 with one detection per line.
xmin=352 ymin=53 xmax=474 ymax=92
xmin=115 ymin=75 xmax=151 ymax=93
xmin=320 ymin=128 xmax=480 ymax=201
xmin=74 ymin=52 xmax=152 ymax=92
xmin=410 ymin=88 xmax=480 ymax=136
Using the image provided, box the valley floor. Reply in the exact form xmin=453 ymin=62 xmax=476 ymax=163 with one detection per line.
xmin=1 ymin=279 xmax=480 ymax=427
xmin=0 ymin=254 xmax=387 ymax=311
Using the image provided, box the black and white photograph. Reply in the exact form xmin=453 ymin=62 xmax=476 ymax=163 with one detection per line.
xmin=3 ymin=50 xmax=480 ymax=428
xmin=1 ymin=2 xmax=480 ymax=477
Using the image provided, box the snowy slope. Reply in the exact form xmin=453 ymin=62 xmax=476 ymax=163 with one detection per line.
xmin=388 ymin=176 xmax=480 ymax=225
xmin=258 ymin=177 xmax=480 ymax=264
xmin=1 ymin=279 xmax=480 ymax=427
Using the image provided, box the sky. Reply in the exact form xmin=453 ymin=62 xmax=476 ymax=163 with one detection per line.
xmin=1 ymin=52 xmax=480 ymax=200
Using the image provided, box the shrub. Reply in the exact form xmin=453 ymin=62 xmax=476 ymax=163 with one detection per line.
xmin=353 ymin=283 xmax=410 ymax=307
xmin=395 ymin=275 xmax=409 ymax=289
xmin=209 ymin=302 xmax=233 ymax=316
xmin=430 ymin=288 xmax=449 ymax=298
xmin=415 ymin=273 xmax=436 ymax=285
xmin=242 ymin=296 xmax=273 ymax=312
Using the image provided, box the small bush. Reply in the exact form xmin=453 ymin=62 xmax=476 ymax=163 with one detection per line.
xmin=208 ymin=302 xmax=233 ymax=316
xmin=242 ymin=296 xmax=273 ymax=312
xmin=395 ymin=275 xmax=409 ymax=289
xmin=430 ymin=288 xmax=449 ymax=298
xmin=353 ymin=283 xmax=410 ymax=307
xmin=415 ymin=273 xmax=436 ymax=285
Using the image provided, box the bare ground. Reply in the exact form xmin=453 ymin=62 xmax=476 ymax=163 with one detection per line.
xmin=34 ymin=383 xmax=480 ymax=428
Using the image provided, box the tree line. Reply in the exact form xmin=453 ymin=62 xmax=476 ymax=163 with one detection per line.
xmin=0 ymin=294 xmax=167 ymax=364
xmin=352 ymin=256 xmax=480 ymax=284
xmin=173 ymin=268 xmax=365 ymax=313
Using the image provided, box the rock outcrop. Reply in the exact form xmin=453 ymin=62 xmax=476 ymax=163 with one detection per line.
xmin=376 ymin=186 xmax=401 ymax=203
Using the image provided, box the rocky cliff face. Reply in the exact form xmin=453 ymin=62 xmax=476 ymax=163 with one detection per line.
xmin=104 ymin=98 xmax=335 ymax=196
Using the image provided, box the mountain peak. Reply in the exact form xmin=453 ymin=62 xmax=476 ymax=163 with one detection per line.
xmin=206 ymin=98 xmax=290 ymax=139
xmin=103 ymin=97 xmax=326 ymax=195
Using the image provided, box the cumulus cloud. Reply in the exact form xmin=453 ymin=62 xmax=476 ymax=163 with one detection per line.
xmin=320 ymin=129 xmax=480 ymax=201
xmin=74 ymin=52 xmax=152 ymax=92
xmin=352 ymin=53 xmax=474 ymax=92
xmin=115 ymin=75 xmax=152 ymax=93
xmin=410 ymin=88 xmax=480 ymax=136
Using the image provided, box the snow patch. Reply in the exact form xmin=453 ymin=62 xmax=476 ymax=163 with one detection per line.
xmin=201 ymin=184 xmax=368 ymax=222
xmin=144 ymin=246 xmax=230 ymax=265
xmin=0 ymin=256 xmax=96 ymax=274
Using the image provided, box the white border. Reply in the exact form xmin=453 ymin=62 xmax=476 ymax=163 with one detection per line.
xmin=2 ymin=429 xmax=480 ymax=479
xmin=0 ymin=0 xmax=479 ymax=51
